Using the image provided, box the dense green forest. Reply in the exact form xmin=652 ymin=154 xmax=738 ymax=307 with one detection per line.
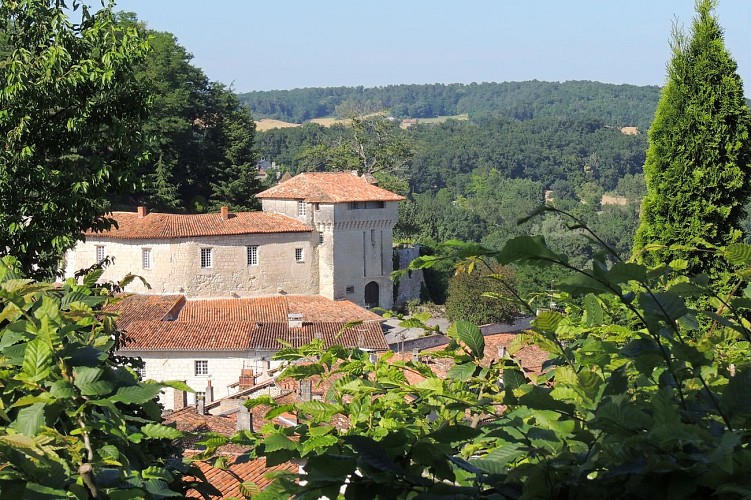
xmin=238 ymin=81 xmax=662 ymax=131
xmin=255 ymin=110 xmax=648 ymax=301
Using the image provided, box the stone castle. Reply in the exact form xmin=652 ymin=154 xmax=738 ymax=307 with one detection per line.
xmin=65 ymin=172 xmax=404 ymax=309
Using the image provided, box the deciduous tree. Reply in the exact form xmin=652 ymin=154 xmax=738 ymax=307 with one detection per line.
xmin=0 ymin=0 xmax=149 ymax=278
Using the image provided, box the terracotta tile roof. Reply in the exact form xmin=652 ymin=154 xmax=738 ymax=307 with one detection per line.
xmin=85 ymin=210 xmax=311 ymax=240
xmin=164 ymin=406 xmax=237 ymax=436
xmin=121 ymin=320 xmax=254 ymax=351
xmin=383 ymin=332 xmax=547 ymax=384
xmin=250 ymin=321 xmax=387 ymax=350
xmin=162 ymin=406 xmax=248 ymax=454
xmin=188 ymin=457 xmax=297 ymax=498
xmin=285 ymin=295 xmax=383 ymax=322
xmin=105 ymin=294 xmax=185 ymax=330
xmin=256 ymin=172 xmax=405 ymax=203
xmin=177 ymin=295 xmax=383 ymax=323
xmin=120 ymin=320 xmax=387 ymax=352
xmin=165 ymin=408 xmax=297 ymax=497
xmin=116 ymin=294 xmax=388 ymax=352
xmin=481 ymin=333 xmax=548 ymax=375
xmin=177 ymin=296 xmax=287 ymax=323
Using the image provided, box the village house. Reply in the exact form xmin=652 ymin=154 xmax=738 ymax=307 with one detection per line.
xmin=65 ymin=171 xmax=405 ymax=309
xmin=112 ymin=293 xmax=388 ymax=411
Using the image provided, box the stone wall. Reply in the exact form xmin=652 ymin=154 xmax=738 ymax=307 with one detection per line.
xmin=329 ymin=202 xmax=399 ymax=309
xmin=393 ymin=244 xmax=425 ymax=308
xmin=66 ymin=232 xmax=319 ymax=298
xmin=125 ymin=349 xmax=281 ymax=411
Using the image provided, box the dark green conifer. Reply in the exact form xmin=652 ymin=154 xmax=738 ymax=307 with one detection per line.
xmin=634 ymin=0 xmax=751 ymax=279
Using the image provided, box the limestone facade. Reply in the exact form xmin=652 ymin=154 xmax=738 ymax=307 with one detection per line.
xmin=65 ymin=172 xmax=405 ymax=309
xmin=66 ymin=233 xmax=318 ymax=297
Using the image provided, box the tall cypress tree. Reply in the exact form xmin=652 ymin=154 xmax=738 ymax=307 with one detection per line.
xmin=633 ymin=0 xmax=751 ymax=279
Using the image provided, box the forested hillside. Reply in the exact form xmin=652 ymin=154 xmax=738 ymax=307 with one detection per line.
xmin=238 ymin=81 xmax=661 ymax=130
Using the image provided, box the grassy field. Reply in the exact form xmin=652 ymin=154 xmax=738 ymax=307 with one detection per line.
xmin=255 ymin=118 xmax=300 ymax=131
xmin=414 ymin=113 xmax=469 ymax=124
xmin=255 ymin=113 xmax=469 ymax=131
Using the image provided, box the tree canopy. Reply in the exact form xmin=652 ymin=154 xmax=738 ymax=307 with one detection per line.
xmin=117 ymin=14 xmax=261 ymax=212
xmin=0 ymin=257 xmax=213 ymax=497
xmin=0 ymin=0 xmax=149 ymax=278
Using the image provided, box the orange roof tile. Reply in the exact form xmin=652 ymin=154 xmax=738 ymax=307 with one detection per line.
xmin=250 ymin=321 xmax=387 ymax=350
xmin=256 ymin=172 xmax=405 ymax=203
xmin=85 ymin=211 xmax=311 ymax=240
xmin=188 ymin=457 xmax=297 ymax=498
xmin=122 ymin=321 xmax=254 ymax=351
xmin=177 ymin=295 xmax=382 ymax=323
xmin=120 ymin=320 xmax=387 ymax=352
xmin=105 ymin=294 xmax=184 ymax=330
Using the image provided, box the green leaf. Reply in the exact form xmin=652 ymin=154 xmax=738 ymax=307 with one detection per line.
xmin=343 ymin=435 xmax=403 ymax=474
xmin=109 ymin=384 xmax=162 ymax=404
xmin=427 ymin=425 xmax=481 ymax=445
xmin=0 ymin=433 xmax=39 ymax=450
xmin=502 ymin=368 xmax=527 ymax=390
xmin=583 ymin=294 xmax=603 ymax=326
xmin=263 ymin=432 xmax=298 ymax=452
xmin=143 ymin=478 xmax=181 ymax=497
xmin=606 ymin=262 xmax=647 ymax=284
xmin=142 ymin=466 xmax=173 ymax=482
xmin=141 ymin=423 xmax=182 ymax=440
xmin=244 ymin=395 xmax=275 ymax=409
xmin=160 ymin=380 xmax=194 ymax=392
xmin=302 ymin=434 xmax=338 ymax=456
xmin=471 ymin=443 xmax=524 ymax=473
xmin=21 ymin=338 xmax=52 ymax=381
xmin=60 ymin=290 xmax=105 ymax=310
xmin=82 ymin=269 xmax=104 ymax=288
xmin=447 ymin=320 xmax=484 ymax=359
xmin=557 ymin=273 xmax=612 ymax=296
xmin=495 ymin=234 xmax=562 ymax=265
xmin=534 ymin=311 xmax=563 ymax=332
xmin=24 ymin=483 xmax=69 ymax=498
xmin=239 ymin=481 xmax=261 ymax=498
xmin=448 ymin=362 xmax=477 ymax=381
xmin=724 ymin=243 xmax=751 ymax=266
xmin=11 ymin=403 xmax=45 ymax=436
xmin=640 ymin=292 xmax=687 ymax=321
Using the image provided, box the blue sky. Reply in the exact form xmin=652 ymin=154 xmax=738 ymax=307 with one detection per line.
xmin=114 ymin=0 xmax=751 ymax=93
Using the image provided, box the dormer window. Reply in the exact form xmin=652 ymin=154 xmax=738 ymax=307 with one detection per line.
xmin=297 ymin=201 xmax=306 ymax=217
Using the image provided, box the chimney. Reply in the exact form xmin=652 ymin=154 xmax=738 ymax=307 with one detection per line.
xmin=411 ymin=348 xmax=420 ymax=362
xmin=205 ymin=379 xmax=214 ymax=404
xmin=196 ymin=393 xmax=205 ymax=415
xmin=173 ymin=384 xmax=187 ymax=410
xmin=239 ymin=369 xmax=255 ymax=390
xmin=220 ymin=206 xmax=229 ymax=220
xmin=299 ymin=379 xmax=312 ymax=402
xmin=236 ymin=405 xmax=253 ymax=431
xmin=288 ymin=313 xmax=303 ymax=328
xmin=498 ymin=345 xmax=508 ymax=358
xmin=137 ymin=205 xmax=148 ymax=218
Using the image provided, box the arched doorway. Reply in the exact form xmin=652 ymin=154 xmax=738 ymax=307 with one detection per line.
xmin=364 ymin=281 xmax=379 ymax=309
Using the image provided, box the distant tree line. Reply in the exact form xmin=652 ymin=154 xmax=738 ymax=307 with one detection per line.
xmin=239 ymin=81 xmax=662 ymax=130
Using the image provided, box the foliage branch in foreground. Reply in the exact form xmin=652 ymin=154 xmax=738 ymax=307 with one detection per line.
xmin=0 ymin=257 xmax=217 ymax=498
xmin=201 ymin=206 xmax=751 ymax=498
xmin=0 ymin=0 xmax=149 ymax=278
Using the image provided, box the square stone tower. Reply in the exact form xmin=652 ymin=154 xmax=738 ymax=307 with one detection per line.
xmin=257 ymin=172 xmax=404 ymax=309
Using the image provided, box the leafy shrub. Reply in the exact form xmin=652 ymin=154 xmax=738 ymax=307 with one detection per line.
xmin=0 ymin=257 xmax=212 ymax=498
xmin=204 ymin=213 xmax=751 ymax=498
